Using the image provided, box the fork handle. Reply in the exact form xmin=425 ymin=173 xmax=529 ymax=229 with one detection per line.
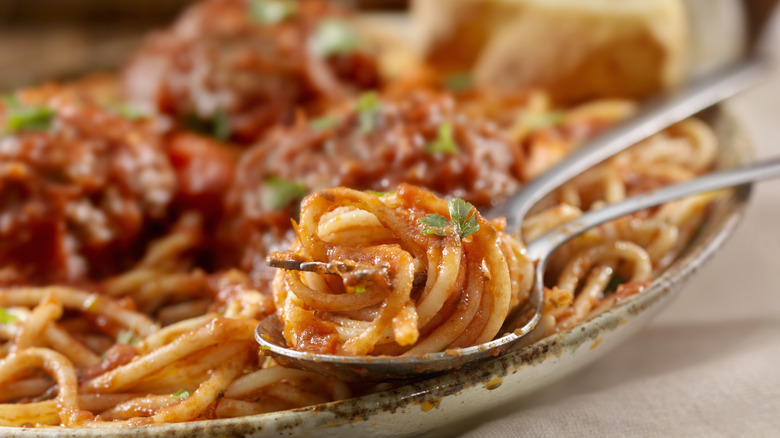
xmin=495 ymin=57 xmax=769 ymax=234
xmin=525 ymin=156 xmax=780 ymax=261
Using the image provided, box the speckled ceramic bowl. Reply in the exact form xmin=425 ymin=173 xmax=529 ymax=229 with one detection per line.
xmin=1 ymin=107 xmax=751 ymax=437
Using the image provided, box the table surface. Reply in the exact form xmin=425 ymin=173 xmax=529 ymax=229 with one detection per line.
xmin=1 ymin=11 xmax=779 ymax=438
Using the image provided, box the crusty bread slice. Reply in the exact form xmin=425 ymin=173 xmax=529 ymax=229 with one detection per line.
xmin=412 ymin=0 xmax=689 ymax=103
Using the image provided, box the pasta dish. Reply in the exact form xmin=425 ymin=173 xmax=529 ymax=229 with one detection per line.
xmin=0 ymin=0 xmax=720 ymax=428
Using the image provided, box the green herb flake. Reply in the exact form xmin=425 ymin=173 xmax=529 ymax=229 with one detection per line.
xmin=260 ymin=345 xmax=271 ymax=351
xmin=109 ymin=103 xmax=147 ymax=121
xmin=212 ymin=110 xmax=231 ymax=142
xmin=527 ymin=111 xmax=565 ymax=131
xmin=366 ymin=190 xmax=394 ymax=197
xmin=249 ymin=0 xmax=297 ymax=24
xmin=312 ymin=19 xmax=360 ymax=57
xmin=419 ymin=198 xmax=479 ymax=239
xmin=2 ymin=94 xmax=56 ymax=134
xmin=171 ymin=389 xmax=191 ymax=400
xmin=355 ymin=91 xmax=381 ymax=134
xmin=116 ymin=330 xmax=141 ymax=346
xmin=309 ymin=115 xmax=340 ymax=131
xmin=263 ymin=176 xmax=307 ymax=210
xmin=353 ymin=285 xmax=366 ymax=294
xmin=425 ymin=123 xmax=459 ymax=155
xmin=184 ymin=110 xmax=230 ymax=142
xmin=443 ymin=72 xmax=473 ymax=93
xmin=419 ymin=214 xmax=451 ymax=237
xmin=0 ymin=307 xmax=17 ymax=324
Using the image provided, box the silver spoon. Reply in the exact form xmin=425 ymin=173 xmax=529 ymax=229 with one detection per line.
xmin=258 ymin=156 xmax=780 ymax=381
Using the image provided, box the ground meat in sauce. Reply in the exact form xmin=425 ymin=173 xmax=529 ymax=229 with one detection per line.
xmin=0 ymin=85 xmax=176 ymax=285
xmin=121 ymin=0 xmax=381 ymax=144
xmin=220 ymin=89 xmax=525 ymax=289
xmin=164 ymin=131 xmax=239 ymax=225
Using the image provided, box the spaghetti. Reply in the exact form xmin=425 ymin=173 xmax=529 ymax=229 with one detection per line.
xmin=0 ymin=0 xmax=724 ymax=429
xmin=269 ymin=184 xmax=531 ymax=355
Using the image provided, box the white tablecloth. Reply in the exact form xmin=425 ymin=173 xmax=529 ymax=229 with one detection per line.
xmin=433 ymin=30 xmax=780 ymax=438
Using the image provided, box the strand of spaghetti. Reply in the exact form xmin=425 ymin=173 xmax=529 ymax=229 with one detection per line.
xmin=73 ymin=343 xmax=250 ymax=427
xmin=134 ymin=272 xmax=208 ymax=314
xmin=44 ymin=323 xmax=102 ymax=368
xmin=129 ymin=343 xmax=241 ymax=394
xmin=137 ymin=313 xmax=217 ymax=353
xmin=297 ymin=189 xmax=429 ymax=262
xmin=224 ymin=366 xmax=350 ymax=401
xmin=405 ymin=255 xmax=481 ymax=354
xmin=0 ymin=287 xmax=155 ymax=336
xmin=156 ymin=299 xmax=212 ymax=326
xmin=555 ymin=264 xmax=615 ymax=332
xmin=469 ymin=218 xmax=514 ymax=344
xmin=0 ymin=400 xmax=61 ymax=426
xmin=557 ymin=242 xmax=652 ymax=292
xmin=99 ymin=395 xmax=176 ymax=421
xmin=343 ymin=249 xmax=415 ymax=354
xmin=138 ymin=213 xmax=202 ymax=268
xmin=392 ymin=302 xmax=419 ymax=346
xmin=0 ymin=348 xmax=92 ymax=426
xmin=82 ymin=317 xmax=255 ymax=393
xmin=317 ymin=208 xmax=396 ymax=243
xmin=214 ymin=398 xmax=289 ymax=418
xmin=264 ymin=382 xmax=331 ymax=407
xmin=288 ymin=270 xmax=386 ymax=311
xmin=11 ymin=292 xmax=62 ymax=353
xmin=0 ymin=393 xmax=144 ymax=425
xmin=0 ymin=376 xmax=52 ymax=402
xmin=150 ymin=343 xmax=250 ymax=424
xmin=500 ymin=233 xmax=534 ymax=307
xmin=414 ymin=237 xmax=463 ymax=326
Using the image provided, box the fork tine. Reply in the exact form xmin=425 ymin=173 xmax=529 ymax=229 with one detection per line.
xmin=266 ymin=259 xmax=349 ymax=275
xmin=266 ymin=257 xmax=428 ymax=287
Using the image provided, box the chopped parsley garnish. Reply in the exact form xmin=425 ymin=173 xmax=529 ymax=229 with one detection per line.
xmin=443 ymin=72 xmax=473 ymax=93
xmin=263 ymin=176 xmax=306 ymax=210
xmin=353 ymin=285 xmax=366 ymax=294
xmin=355 ymin=91 xmax=380 ymax=133
xmin=309 ymin=115 xmax=340 ymax=131
xmin=420 ymin=198 xmax=479 ymax=239
xmin=605 ymin=274 xmax=627 ymax=294
xmin=249 ymin=0 xmax=297 ymax=24
xmin=425 ymin=123 xmax=459 ymax=155
xmin=312 ymin=19 xmax=360 ymax=57
xmin=171 ymin=389 xmax=191 ymax=400
xmin=116 ymin=330 xmax=141 ymax=346
xmin=527 ymin=111 xmax=565 ymax=131
xmin=367 ymin=190 xmax=393 ymax=197
xmin=0 ymin=307 xmax=17 ymax=324
xmin=2 ymin=94 xmax=56 ymax=134
xmin=110 ymin=103 xmax=147 ymax=121
xmin=184 ymin=110 xmax=230 ymax=142
xmin=212 ymin=110 xmax=231 ymax=141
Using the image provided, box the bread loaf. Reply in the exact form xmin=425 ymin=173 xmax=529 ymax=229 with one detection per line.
xmin=412 ymin=0 xmax=688 ymax=103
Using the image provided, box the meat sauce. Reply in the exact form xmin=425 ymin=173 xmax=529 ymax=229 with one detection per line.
xmin=122 ymin=0 xmax=381 ymax=144
xmin=222 ymin=89 xmax=525 ymax=288
xmin=0 ymin=86 xmax=176 ymax=285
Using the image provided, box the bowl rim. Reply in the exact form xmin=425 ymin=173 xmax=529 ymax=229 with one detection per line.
xmin=0 ymin=107 xmax=754 ymax=437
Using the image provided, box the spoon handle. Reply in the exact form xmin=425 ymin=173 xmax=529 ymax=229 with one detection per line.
xmin=497 ymin=57 xmax=769 ymax=233
xmin=526 ymin=157 xmax=780 ymax=260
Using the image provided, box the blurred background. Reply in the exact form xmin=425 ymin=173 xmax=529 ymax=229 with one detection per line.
xmin=0 ymin=0 xmax=407 ymax=90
